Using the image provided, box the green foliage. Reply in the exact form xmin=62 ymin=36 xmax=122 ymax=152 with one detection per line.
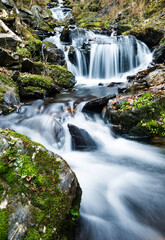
xmin=119 ymin=92 xmax=154 ymax=111
xmin=0 ymin=209 xmax=9 ymax=240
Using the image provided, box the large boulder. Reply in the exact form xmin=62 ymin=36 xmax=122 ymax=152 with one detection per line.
xmin=47 ymin=64 xmax=76 ymax=88
xmin=0 ymin=128 xmax=82 ymax=240
xmin=16 ymin=74 xmax=59 ymax=100
xmin=105 ymin=92 xmax=165 ymax=139
xmin=43 ymin=41 xmax=65 ymax=66
xmin=68 ymin=124 xmax=97 ymax=151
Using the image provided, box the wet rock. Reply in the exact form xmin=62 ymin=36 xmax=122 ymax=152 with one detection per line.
xmin=0 ymin=128 xmax=81 ymax=240
xmin=105 ymin=92 xmax=165 ymax=139
xmin=35 ymin=29 xmax=55 ymax=40
xmin=68 ymin=46 xmax=76 ymax=65
xmin=82 ymin=94 xmax=116 ymax=113
xmin=68 ymin=124 xmax=97 ymax=151
xmin=127 ymin=27 xmax=164 ymax=48
xmin=153 ymin=44 xmax=165 ymax=64
xmin=43 ymin=41 xmax=65 ymax=66
xmin=60 ymin=26 xmax=71 ymax=43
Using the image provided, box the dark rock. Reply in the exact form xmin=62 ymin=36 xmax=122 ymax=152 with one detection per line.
xmin=127 ymin=75 xmax=136 ymax=82
xmin=68 ymin=124 xmax=97 ymax=151
xmin=0 ymin=47 xmax=19 ymax=67
xmin=128 ymin=27 xmax=164 ymax=48
xmin=11 ymin=70 xmax=20 ymax=81
xmin=35 ymin=30 xmax=55 ymax=40
xmin=21 ymin=58 xmax=34 ymax=72
xmin=60 ymin=26 xmax=71 ymax=42
xmin=0 ymin=34 xmax=19 ymax=51
xmin=153 ymin=44 xmax=165 ymax=64
xmin=43 ymin=42 xmax=65 ymax=66
xmin=82 ymin=94 xmax=116 ymax=113
xmin=68 ymin=46 xmax=76 ymax=65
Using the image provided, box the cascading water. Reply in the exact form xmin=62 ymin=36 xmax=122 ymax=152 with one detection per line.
xmin=0 ymin=93 xmax=165 ymax=240
xmin=45 ymin=26 xmax=152 ymax=84
xmin=1 ymin=3 xmax=164 ymax=240
xmin=50 ymin=0 xmax=71 ymax=21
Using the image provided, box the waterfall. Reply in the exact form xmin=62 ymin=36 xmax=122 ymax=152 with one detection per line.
xmin=67 ymin=35 xmax=152 ymax=81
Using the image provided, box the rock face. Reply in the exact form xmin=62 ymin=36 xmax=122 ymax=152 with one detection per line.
xmin=43 ymin=41 xmax=65 ymax=66
xmin=0 ymin=128 xmax=82 ymax=240
xmin=68 ymin=124 xmax=97 ymax=151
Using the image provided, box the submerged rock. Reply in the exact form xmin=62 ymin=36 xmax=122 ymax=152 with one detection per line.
xmin=0 ymin=128 xmax=82 ymax=240
xmin=68 ymin=124 xmax=97 ymax=151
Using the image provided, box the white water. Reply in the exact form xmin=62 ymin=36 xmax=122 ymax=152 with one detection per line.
xmin=0 ymin=98 xmax=165 ymax=240
xmin=50 ymin=0 xmax=71 ymax=21
xmin=45 ymin=27 xmax=152 ymax=85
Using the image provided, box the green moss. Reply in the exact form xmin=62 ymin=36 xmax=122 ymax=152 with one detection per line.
xmin=48 ymin=65 xmax=75 ymax=88
xmin=17 ymin=74 xmax=53 ymax=88
xmin=24 ymin=229 xmax=41 ymax=240
xmin=16 ymin=46 xmax=31 ymax=58
xmin=0 ymin=209 xmax=9 ymax=240
xmin=43 ymin=41 xmax=56 ymax=48
xmin=119 ymin=92 xmax=154 ymax=111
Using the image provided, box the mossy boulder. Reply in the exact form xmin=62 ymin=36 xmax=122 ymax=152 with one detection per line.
xmin=105 ymin=92 xmax=165 ymax=139
xmin=16 ymin=74 xmax=59 ymax=100
xmin=0 ymin=72 xmax=20 ymax=115
xmin=48 ymin=65 xmax=76 ymax=88
xmin=0 ymin=128 xmax=82 ymax=240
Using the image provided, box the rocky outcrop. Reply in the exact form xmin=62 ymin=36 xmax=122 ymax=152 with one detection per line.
xmin=0 ymin=128 xmax=81 ymax=240
xmin=43 ymin=41 xmax=66 ymax=66
xmin=68 ymin=124 xmax=97 ymax=151
xmin=104 ymin=67 xmax=165 ymax=140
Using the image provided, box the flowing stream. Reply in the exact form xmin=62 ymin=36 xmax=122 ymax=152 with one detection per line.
xmin=1 ymin=2 xmax=165 ymax=240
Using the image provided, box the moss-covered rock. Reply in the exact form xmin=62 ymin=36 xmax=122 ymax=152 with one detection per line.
xmin=16 ymin=74 xmax=59 ymax=100
xmin=105 ymin=92 xmax=165 ymax=139
xmin=0 ymin=128 xmax=81 ymax=240
xmin=48 ymin=65 xmax=76 ymax=88
xmin=0 ymin=72 xmax=20 ymax=115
